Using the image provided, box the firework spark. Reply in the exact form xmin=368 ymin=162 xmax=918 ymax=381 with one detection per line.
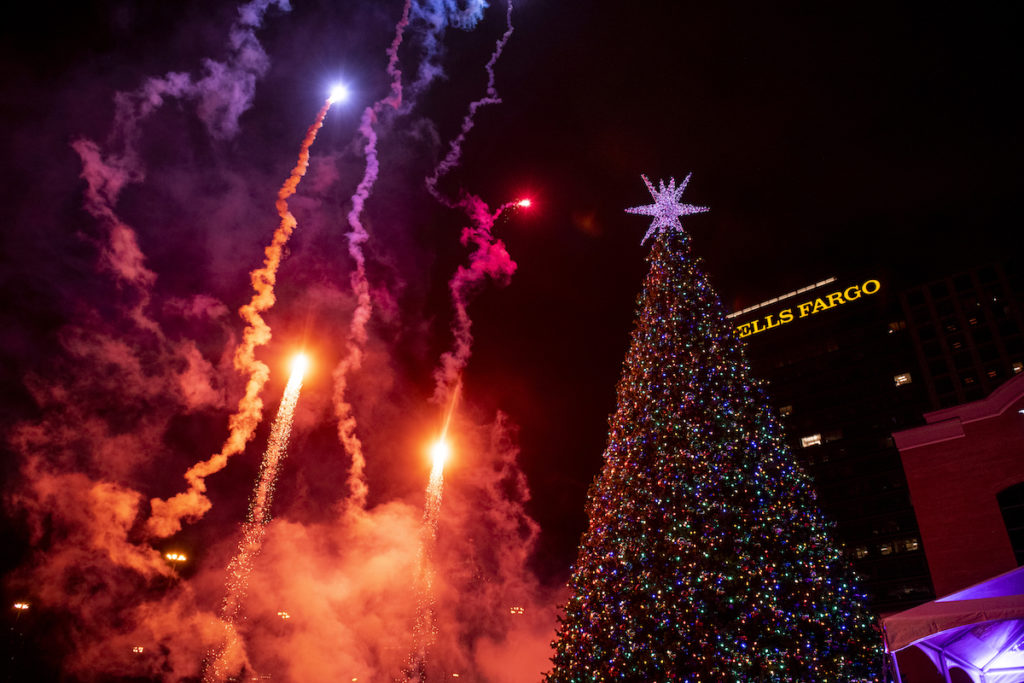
xmin=148 ymin=97 xmax=337 ymax=538
xmin=404 ymin=385 xmax=460 ymax=679
xmin=206 ymin=353 xmax=309 ymax=682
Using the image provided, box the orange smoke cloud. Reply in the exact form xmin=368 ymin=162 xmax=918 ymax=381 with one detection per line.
xmin=148 ymin=100 xmax=334 ymax=538
xmin=200 ymin=412 xmax=558 ymax=683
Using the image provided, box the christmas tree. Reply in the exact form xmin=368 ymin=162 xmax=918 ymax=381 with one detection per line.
xmin=546 ymin=175 xmax=880 ymax=682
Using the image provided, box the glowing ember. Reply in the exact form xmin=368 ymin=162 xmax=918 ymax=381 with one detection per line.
xmin=429 ymin=439 xmax=451 ymax=472
xmin=290 ymin=352 xmax=310 ymax=376
xmin=328 ymin=83 xmax=350 ymax=103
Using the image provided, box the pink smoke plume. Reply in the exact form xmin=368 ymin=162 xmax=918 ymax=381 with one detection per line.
xmin=74 ymin=0 xmax=288 ymax=292
xmin=423 ymin=0 xmax=520 ymax=406
xmin=148 ymin=98 xmax=334 ymax=539
xmin=332 ymin=0 xmax=412 ymax=510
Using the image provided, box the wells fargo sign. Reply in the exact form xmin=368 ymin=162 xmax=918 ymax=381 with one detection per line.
xmin=736 ymin=279 xmax=881 ymax=339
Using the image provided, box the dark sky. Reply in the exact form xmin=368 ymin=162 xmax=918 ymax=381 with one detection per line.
xmin=1 ymin=0 xmax=1021 ymax=625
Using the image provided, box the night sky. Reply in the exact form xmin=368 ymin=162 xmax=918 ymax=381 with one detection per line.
xmin=1 ymin=0 xmax=1021 ymax=678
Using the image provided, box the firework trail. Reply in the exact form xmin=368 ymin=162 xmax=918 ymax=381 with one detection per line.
xmin=405 ymin=8 xmax=520 ymax=676
xmin=424 ymin=1 xmax=515 ymax=208
xmin=425 ymin=0 xmax=520 ymax=407
xmin=206 ymin=354 xmax=309 ymax=682
xmin=148 ymin=96 xmax=338 ymax=538
xmin=331 ymin=0 xmax=412 ymax=511
xmin=405 ymin=389 xmax=458 ymax=680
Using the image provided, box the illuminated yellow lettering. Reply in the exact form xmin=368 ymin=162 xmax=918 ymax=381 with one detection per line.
xmin=739 ymin=278 xmax=881 ymax=338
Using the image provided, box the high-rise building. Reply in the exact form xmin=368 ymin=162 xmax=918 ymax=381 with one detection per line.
xmin=900 ymin=263 xmax=1024 ymax=410
xmin=731 ymin=273 xmax=933 ymax=613
xmin=730 ymin=262 xmax=1024 ymax=615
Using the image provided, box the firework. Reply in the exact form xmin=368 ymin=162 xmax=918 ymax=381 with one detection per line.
xmin=206 ymin=353 xmax=310 ymax=682
xmin=148 ymin=96 xmax=338 ymax=539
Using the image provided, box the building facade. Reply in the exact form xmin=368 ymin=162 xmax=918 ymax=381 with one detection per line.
xmin=893 ymin=372 xmax=1024 ymax=597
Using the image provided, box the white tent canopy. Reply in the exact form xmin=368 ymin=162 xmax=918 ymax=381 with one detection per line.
xmin=882 ymin=566 xmax=1024 ymax=683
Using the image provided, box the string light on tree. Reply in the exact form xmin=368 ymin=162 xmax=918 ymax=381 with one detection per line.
xmin=547 ymin=174 xmax=880 ymax=681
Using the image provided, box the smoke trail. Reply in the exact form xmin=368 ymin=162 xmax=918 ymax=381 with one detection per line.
xmin=425 ymin=1 xmax=515 ymax=206
xmin=72 ymin=0 xmax=288 ymax=329
xmin=332 ymin=0 xmax=412 ymax=510
xmin=148 ymin=99 xmax=335 ymax=538
xmin=405 ymin=0 xmax=490 ymax=101
xmin=206 ymin=355 xmax=309 ymax=682
xmin=424 ymin=1 xmax=519 ymax=406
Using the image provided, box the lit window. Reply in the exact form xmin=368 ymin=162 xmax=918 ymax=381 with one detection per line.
xmin=879 ymin=543 xmax=893 ymax=556
xmin=854 ymin=546 xmax=869 ymax=559
xmin=888 ymin=321 xmax=906 ymax=333
xmin=894 ymin=373 xmax=912 ymax=386
xmin=964 ymin=376 xmax=976 ymax=385
xmin=952 ymin=341 xmax=963 ymax=350
xmin=780 ymin=405 xmax=793 ymax=416
xmin=800 ymin=434 xmax=822 ymax=448
xmin=1013 ymin=362 xmax=1023 ymax=374
xmin=987 ymin=369 xmax=998 ymax=378
xmin=969 ymin=317 xmax=979 ymax=325
xmin=901 ymin=538 xmax=920 ymax=552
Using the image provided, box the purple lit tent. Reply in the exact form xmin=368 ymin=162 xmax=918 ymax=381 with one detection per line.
xmin=882 ymin=566 xmax=1024 ymax=683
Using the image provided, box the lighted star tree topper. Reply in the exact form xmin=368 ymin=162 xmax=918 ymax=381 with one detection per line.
xmin=625 ymin=173 xmax=708 ymax=245
xmin=547 ymin=174 xmax=880 ymax=681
